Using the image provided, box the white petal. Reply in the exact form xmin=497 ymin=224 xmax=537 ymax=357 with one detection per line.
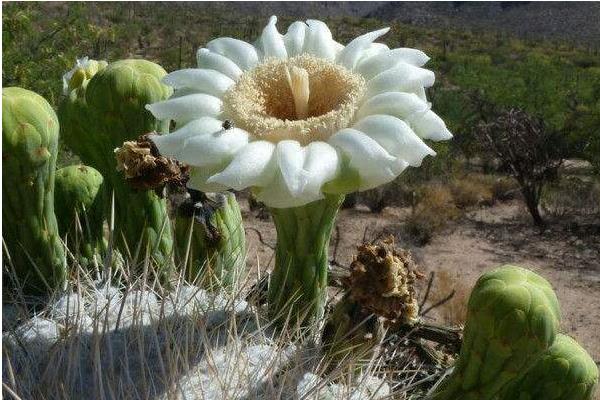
xmin=206 ymin=38 xmax=259 ymax=71
xmin=196 ymin=48 xmax=243 ymax=80
xmin=336 ymin=28 xmax=390 ymax=70
xmin=176 ymin=127 xmax=249 ymax=167
xmin=254 ymin=174 xmax=322 ymax=209
xmin=208 ymin=141 xmax=276 ymax=190
xmin=251 ymin=141 xmax=339 ymax=208
xmin=353 ymin=115 xmax=435 ymax=166
xmin=329 ymin=128 xmax=408 ymax=190
xmin=333 ymin=40 xmax=345 ymax=57
xmin=283 ymin=21 xmax=307 ymax=57
xmin=150 ymin=117 xmax=224 ymax=157
xmin=415 ymin=86 xmax=428 ymax=102
xmin=365 ymin=63 xmax=435 ymax=98
xmin=357 ymin=48 xmax=431 ymax=80
xmin=187 ymin=165 xmax=229 ymax=193
xmin=170 ymin=87 xmax=201 ymax=99
xmin=407 ymin=110 xmax=453 ymax=141
xmin=356 ymin=92 xmax=429 ymax=121
xmin=274 ymin=140 xmax=341 ymax=198
xmin=357 ymin=43 xmax=389 ymax=65
xmin=162 ymin=69 xmax=234 ymax=98
xmin=302 ymin=141 xmax=340 ymax=196
xmin=145 ymin=94 xmax=223 ymax=126
xmin=303 ymin=20 xmax=336 ymax=60
xmin=275 ymin=141 xmax=308 ymax=196
xmin=259 ymin=16 xmax=287 ymax=59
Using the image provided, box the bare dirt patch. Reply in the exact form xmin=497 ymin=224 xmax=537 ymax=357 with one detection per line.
xmin=242 ymin=196 xmax=600 ymax=361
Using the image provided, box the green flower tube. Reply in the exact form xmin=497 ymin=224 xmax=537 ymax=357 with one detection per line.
xmin=55 ymin=165 xmax=106 ymax=267
xmin=500 ymin=334 xmax=599 ymax=400
xmin=429 ymin=265 xmax=561 ymax=400
xmin=175 ymin=190 xmax=246 ymax=290
xmin=147 ymin=16 xmax=452 ymax=326
xmin=59 ymin=58 xmax=174 ymax=272
xmin=2 ymin=87 xmax=66 ymax=294
xmin=268 ymin=193 xmax=344 ymax=324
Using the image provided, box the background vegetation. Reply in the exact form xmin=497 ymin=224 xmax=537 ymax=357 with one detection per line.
xmin=3 ymin=2 xmax=599 ymax=236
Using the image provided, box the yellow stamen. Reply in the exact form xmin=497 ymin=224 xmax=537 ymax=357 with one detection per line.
xmin=285 ymin=66 xmax=310 ymax=120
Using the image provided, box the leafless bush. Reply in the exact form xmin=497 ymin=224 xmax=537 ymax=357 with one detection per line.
xmin=477 ymin=109 xmax=566 ymax=227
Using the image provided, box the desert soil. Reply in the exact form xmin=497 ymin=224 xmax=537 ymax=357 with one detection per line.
xmin=241 ymin=196 xmax=600 ymax=361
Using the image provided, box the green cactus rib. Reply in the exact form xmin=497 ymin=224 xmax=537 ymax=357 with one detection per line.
xmin=500 ymin=334 xmax=599 ymax=400
xmin=59 ymin=59 xmax=174 ymax=271
xmin=429 ymin=265 xmax=561 ymax=400
xmin=55 ymin=165 xmax=106 ymax=267
xmin=267 ymin=194 xmax=345 ymax=327
xmin=2 ymin=87 xmax=67 ymax=294
xmin=175 ymin=191 xmax=246 ymax=290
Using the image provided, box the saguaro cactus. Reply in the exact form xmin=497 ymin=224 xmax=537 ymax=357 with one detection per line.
xmin=2 ymin=87 xmax=66 ymax=294
xmin=429 ymin=265 xmax=561 ymax=400
xmin=500 ymin=334 xmax=599 ymax=400
xmin=175 ymin=190 xmax=246 ymax=290
xmin=55 ymin=165 xmax=106 ymax=267
xmin=59 ymin=59 xmax=174 ymax=270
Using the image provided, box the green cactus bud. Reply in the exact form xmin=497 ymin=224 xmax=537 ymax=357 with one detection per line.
xmin=55 ymin=165 xmax=106 ymax=267
xmin=2 ymin=87 xmax=66 ymax=294
xmin=59 ymin=59 xmax=174 ymax=274
xmin=62 ymin=57 xmax=108 ymax=95
xmin=429 ymin=265 xmax=561 ymax=400
xmin=175 ymin=191 xmax=246 ymax=290
xmin=500 ymin=334 xmax=599 ymax=400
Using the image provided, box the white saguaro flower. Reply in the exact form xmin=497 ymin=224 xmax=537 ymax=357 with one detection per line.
xmin=62 ymin=57 xmax=108 ymax=95
xmin=148 ymin=16 xmax=451 ymax=209
xmin=147 ymin=16 xmax=451 ymax=326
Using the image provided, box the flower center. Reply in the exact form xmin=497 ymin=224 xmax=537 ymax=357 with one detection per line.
xmin=222 ymin=55 xmax=365 ymax=145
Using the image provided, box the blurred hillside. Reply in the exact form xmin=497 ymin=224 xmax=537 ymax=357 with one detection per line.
xmin=203 ymin=1 xmax=600 ymax=46
xmin=4 ymin=1 xmax=598 ymax=171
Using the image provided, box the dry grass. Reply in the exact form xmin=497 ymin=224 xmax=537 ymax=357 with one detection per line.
xmin=449 ymin=174 xmax=495 ymax=209
xmin=405 ymin=185 xmax=460 ymax=246
xmin=541 ymin=175 xmax=600 ymax=217
xmin=425 ymin=270 xmax=470 ymax=327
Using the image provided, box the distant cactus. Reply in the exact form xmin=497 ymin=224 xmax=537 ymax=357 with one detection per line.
xmin=500 ymin=334 xmax=599 ymax=400
xmin=55 ymin=165 xmax=106 ymax=267
xmin=429 ymin=265 xmax=561 ymax=400
xmin=175 ymin=190 xmax=246 ymax=290
xmin=59 ymin=59 xmax=174 ymax=272
xmin=2 ymin=87 xmax=66 ymax=294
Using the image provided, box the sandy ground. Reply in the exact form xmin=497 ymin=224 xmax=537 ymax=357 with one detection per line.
xmin=241 ymin=197 xmax=600 ymax=362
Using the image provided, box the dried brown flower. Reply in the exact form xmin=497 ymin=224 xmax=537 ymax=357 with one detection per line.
xmin=114 ymin=133 xmax=189 ymax=195
xmin=345 ymin=236 xmax=422 ymax=323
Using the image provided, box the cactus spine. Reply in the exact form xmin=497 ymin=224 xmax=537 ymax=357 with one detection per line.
xmin=429 ymin=265 xmax=561 ymax=400
xmin=55 ymin=165 xmax=106 ymax=267
xmin=2 ymin=87 xmax=66 ymax=294
xmin=500 ymin=334 xmax=599 ymax=400
xmin=59 ymin=59 xmax=174 ymax=271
